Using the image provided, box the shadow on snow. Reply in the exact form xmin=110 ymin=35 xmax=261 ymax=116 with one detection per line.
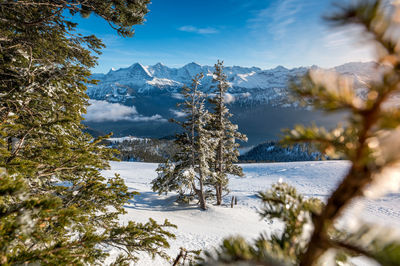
xmin=124 ymin=191 xmax=199 ymax=212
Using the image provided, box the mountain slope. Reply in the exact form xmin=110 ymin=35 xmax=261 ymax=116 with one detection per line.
xmin=84 ymin=62 xmax=374 ymax=145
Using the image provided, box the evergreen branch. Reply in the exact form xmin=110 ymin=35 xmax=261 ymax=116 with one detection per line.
xmin=329 ymin=239 xmax=373 ymax=259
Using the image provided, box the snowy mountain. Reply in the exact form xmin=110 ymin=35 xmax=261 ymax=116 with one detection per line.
xmin=87 ymin=61 xmax=376 ymax=105
xmin=84 ymin=62 xmax=376 ymax=145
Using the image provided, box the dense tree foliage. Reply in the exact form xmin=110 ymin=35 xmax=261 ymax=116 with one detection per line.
xmin=108 ymin=138 xmax=178 ymax=163
xmin=238 ymin=141 xmax=323 ymax=163
xmin=200 ymin=0 xmax=400 ymax=265
xmin=0 ymin=1 xmax=175 ymax=264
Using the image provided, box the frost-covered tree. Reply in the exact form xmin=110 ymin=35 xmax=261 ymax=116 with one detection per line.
xmin=0 ymin=1 xmax=176 ymax=264
xmin=208 ymin=61 xmax=247 ymax=205
xmin=152 ymin=74 xmax=214 ymax=210
xmin=200 ymin=1 xmax=400 ymax=265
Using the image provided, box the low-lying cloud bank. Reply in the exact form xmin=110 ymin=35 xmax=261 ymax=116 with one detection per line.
xmin=170 ymin=109 xmax=186 ymax=118
xmin=84 ymin=100 xmax=167 ymax=123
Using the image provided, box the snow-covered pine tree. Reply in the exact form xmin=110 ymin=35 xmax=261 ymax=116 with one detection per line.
xmin=0 ymin=1 xmax=175 ymax=264
xmin=208 ymin=61 xmax=247 ymax=205
xmin=152 ymin=74 xmax=214 ymax=210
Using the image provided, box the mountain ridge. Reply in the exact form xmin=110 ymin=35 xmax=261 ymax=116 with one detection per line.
xmin=87 ymin=61 xmax=376 ymax=106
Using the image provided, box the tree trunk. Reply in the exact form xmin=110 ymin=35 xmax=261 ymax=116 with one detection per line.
xmin=193 ymin=186 xmax=206 ymax=210
xmin=215 ymin=139 xmax=224 ymax=206
xmin=172 ymin=248 xmax=185 ymax=266
xmin=215 ymin=184 xmax=222 ymax=205
xmin=197 ymin=189 xmax=206 ymax=210
xmin=196 ymin=171 xmax=207 ymax=210
xmin=215 ymin=184 xmax=221 ymax=205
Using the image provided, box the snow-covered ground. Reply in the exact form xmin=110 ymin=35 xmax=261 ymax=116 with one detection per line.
xmin=102 ymin=161 xmax=400 ymax=265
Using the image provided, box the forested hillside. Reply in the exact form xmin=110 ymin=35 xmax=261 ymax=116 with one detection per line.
xmin=239 ymin=141 xmax=323 ymax=162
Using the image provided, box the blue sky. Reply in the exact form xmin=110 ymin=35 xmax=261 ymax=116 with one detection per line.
xmin=73 ymin=0 xmax=374 ymax=73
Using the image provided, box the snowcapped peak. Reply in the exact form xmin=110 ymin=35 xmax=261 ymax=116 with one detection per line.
xmin=128 ymin=63 xmax=152 ymax=78
xmin=333 ymin=61 xmax=377 ymax=74
xmin=107 ymin=68 xmax=116 ymax=75
xmin=181 ymin=62 xmax=203 ymax=78
xmin=227 ymin=66 xmax=262 ymax=75
xmin=129 ymin=62 xmax=146 ymax=70
xmin=154 ymin=62 xmax=165 ymax=67
xmin=88 ymin=61 xmax=376 ymax=104
xmin=184 ymin=62 xmax=202 ymax=69
xmin=148 ymin=62 xmax=172 ymax=79
xmin=273 ymin=65 xmax=288 ymax=71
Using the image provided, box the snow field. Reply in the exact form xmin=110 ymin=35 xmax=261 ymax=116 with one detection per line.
xmin=102 ymin=161 xmax=400 ymax=265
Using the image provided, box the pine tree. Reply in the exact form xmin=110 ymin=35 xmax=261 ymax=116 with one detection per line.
xmin=152 ymin=74 xmax=214 ymax=210
xmin=0 ymin=1 xmax=175 ymax=264
xmin=208 ymin=61 xmax=247 ymax=205
xmin=200 ymin=1 xmax=400 ymax=265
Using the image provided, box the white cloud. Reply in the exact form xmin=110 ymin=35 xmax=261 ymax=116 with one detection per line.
xmin=131 ymin=114 xmax=167 ymax=122
xmin=224 ymin=93 xmax=236 ymax=104
xmin=84 ymin=100 xmax=166 ymax=123
xmin=85 ymin=100 xmax=137 ymax=122
xmin=171 ymin=93 xmax=184 ymax=100
xmin=178 ymin=25 xmax=219 ymax=34
xmin=170 ymin=109 xmax=186 ymax=118
xmin=248 ymin=0 xmax=303 ymax=40
xmin=322 ymin=27 xmax=363 ymax=49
